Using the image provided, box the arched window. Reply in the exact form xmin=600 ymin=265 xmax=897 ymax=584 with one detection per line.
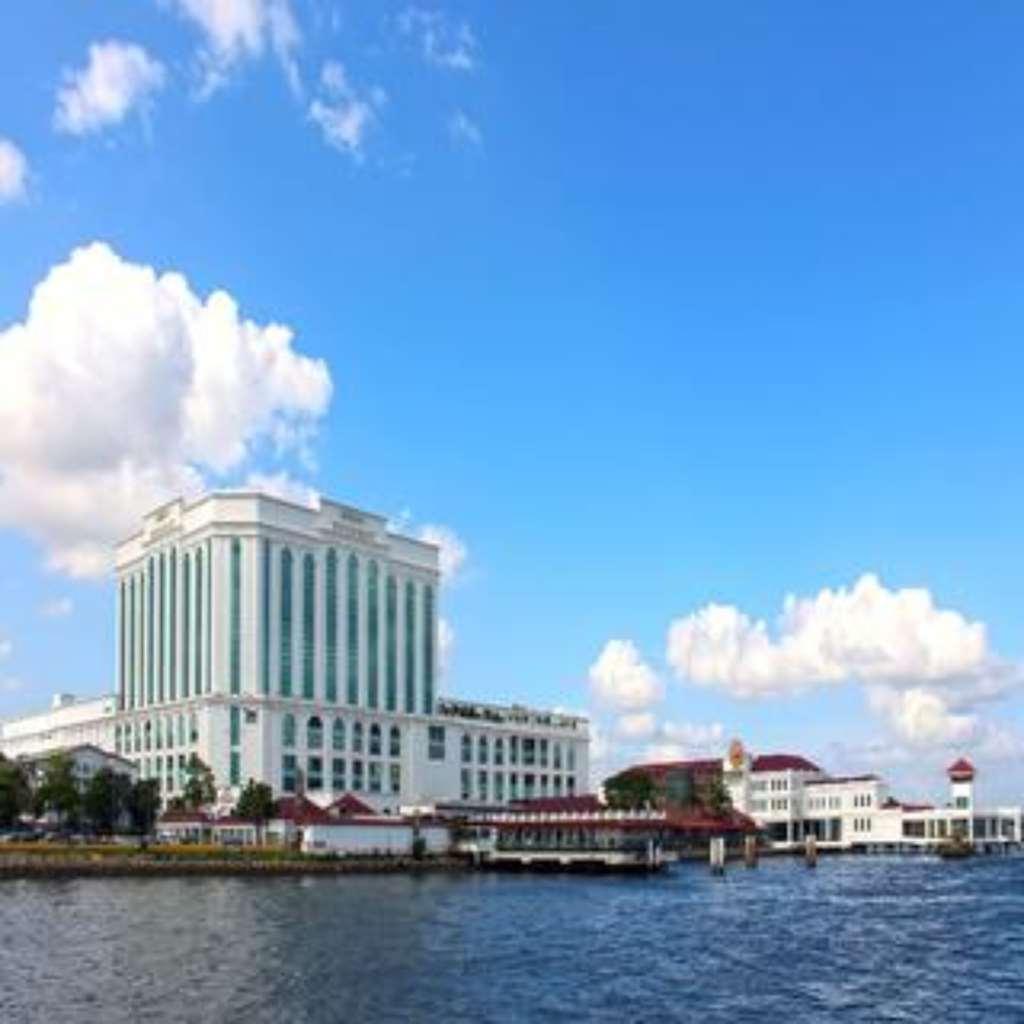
xmin=404 ymin=581 xmax=416 ymax=712
xmin=423 ymin=584 xmax=435 ymax=713
xmin=369 ymin=723 xmax=382 ymax=756
xmin=347 ymin=554 xmax=359 ymax=704
xmin=366 ymin=561 xmax=379 ymax=708
xmin=462 ymin=733 xmax=472 ymax=764
xmin=307 ymin=715 xmax=323 ymax=749
xmin=385 ymin=575 xmax=397 ymax=711
xmin=495 ymin=737 xmax=504 ymax=767
xmin=282 ymin=713 xmax=296 ymax=749
xmin=302 ymin=553 xmax=315 ymax=699
xmin=478 ymin=735 xmax=489 ymax=765
xmin=332 ymin=717 xmax=346 ymax=751
xmin=352 ymin=721 xmax=364 ymax=754
xmin=326 ymin=549 xmax=338 ymax=702
xmin=389 ymin=726 xmax=401 ymax=758
xmin=280 ymin=549 xmax=293 ymax=696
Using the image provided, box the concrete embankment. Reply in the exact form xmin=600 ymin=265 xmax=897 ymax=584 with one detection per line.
xmin=0 ymin=854 xmax=470 ymax=879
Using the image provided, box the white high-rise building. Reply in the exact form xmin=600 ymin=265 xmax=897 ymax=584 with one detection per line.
xmin=2 ymin=492 xmax=590 ymax=812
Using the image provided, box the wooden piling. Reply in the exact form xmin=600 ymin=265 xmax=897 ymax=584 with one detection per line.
xmin=744 ymin=834 xmax=758 ymax=868
xmin=805 ymin=834 xmax=818 ymax=868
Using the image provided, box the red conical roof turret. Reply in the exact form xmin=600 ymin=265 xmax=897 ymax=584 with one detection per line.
xmin=947 ymin=757 xmax=975 ymax=781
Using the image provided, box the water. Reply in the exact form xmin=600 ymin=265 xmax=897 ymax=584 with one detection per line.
xmin=1 ymin=856 xmax=1022 ymax=1023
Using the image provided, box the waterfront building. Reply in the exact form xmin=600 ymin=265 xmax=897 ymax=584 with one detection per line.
xmin=0 ymin=492 xmax=590 ymax=813
xmin=625 ymin=743 xmax=1022 ymax=853
xmin=17 ymin=743 xmax=136 ymax=790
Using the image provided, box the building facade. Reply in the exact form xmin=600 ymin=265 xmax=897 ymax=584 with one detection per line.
xmin=1 ymin=492 xmax=589 ymax=813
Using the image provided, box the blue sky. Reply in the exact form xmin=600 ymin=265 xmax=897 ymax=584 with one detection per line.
xmin=1 ymin=3 xmax=1022 ymax=800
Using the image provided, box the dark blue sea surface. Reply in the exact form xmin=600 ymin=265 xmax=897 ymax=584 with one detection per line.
xmin=1 ymin=855 xmax=1022 ymax=1023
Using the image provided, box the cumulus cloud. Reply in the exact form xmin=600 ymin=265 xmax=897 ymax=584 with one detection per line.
xmin=615 ymin=711 xmax=656 ymax=740
xmin=40 ymin=598 xmax=74 ymax=619
xmin=171 ymin=0 xmax=301 ymax=95
xmin=0 ymin=241 xmax=332 ymax=576
xmin=589 ymin=639 xmax=663 ymax=711
xmin=54 ymin=40 xmax=166 ymax=135
xmin=666 ymin=573 xmax=1021 ymax=747
xmin=242 ymin=471 xmax=320 ymax=509
xmin=398 ymin=8 xmax=479 ymax=71
xmin=0 ymin=138 xmax=28 ymax=203
xmin=308 ymin=61 xmax=384 ymax=160
xmin=448 ymin=109 xmax=482 ymax=146
xmin=416 ymin=524 xmax=467 ymax=584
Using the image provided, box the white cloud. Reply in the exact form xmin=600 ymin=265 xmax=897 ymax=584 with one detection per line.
xmin=661 ymin=719 xmax=725 ymax=751
xmin=865 ymin=686 xmax=978 ymax=746
xmin=54 ymin=40 xmax=166 ymax=135
xmin=438 ymin=616 xmax=454 ymax=674
xmin=417 ymin=524 xmax=467 ymax=584
xmin=398 ymin=8 xmax=479 ymax=71
xmin=0 ymin=638 xmax=11 ymax=661
xmin=589 ymin=639 xmax=663 ymax=711
xmin=667 ymin=574 xmax=1005 ymax=696
xmin=0 ymin=138 xmax=28 ymax=203
xmin=242 ymin=471 xmax=320 ymax=509
xmin=172 ymin=0 xmax=301 ymax=96
xmin=0 ymin=241 xmax=332 ymax=577
xmin=308 ymin=61 xmax=383 ymax=160
xmin=40 ymin=597 xmax=74 ymax=619
xmin=615 ymin=712 xmax=656 ymax=740
xmin=448 ymin=109 xmax=481 ymax=147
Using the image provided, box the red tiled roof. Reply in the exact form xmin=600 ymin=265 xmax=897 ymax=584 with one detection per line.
xmin=328 ymin=793 xmax=376 ymax=816
xmin=804 ymin=774 xmax=878 ymax=786
xmin=273 ymin=796 xmax=332 ymax=824
xmin=665 ymin=806 xmax=758 ymax=834
xmin=947 ymin=758 xmax=975 ymax=778
xmin=627 ymin=759 xmax=722 ymax=778
xmin=509 ymin=796 xmax=603 ymax=813
xmin=751 ymin=754 xmax=821 ymax=773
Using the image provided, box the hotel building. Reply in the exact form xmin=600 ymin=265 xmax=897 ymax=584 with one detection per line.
xmin=0 ymin=492 xmax=589 ymax=812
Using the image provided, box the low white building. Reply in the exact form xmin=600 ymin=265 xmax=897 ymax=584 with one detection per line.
xmin=1 ymin=491 xmax=590 ymax=815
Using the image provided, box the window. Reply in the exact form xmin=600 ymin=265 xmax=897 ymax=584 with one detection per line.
xmin=303 ymin=553 xmax=315 ymax=700
xmin=540 ymin=775 xmax=549 ymax=798
xmin=282 ymin=713 xmax=296 ymax=749
xmin=261 ymin=540 xmax=270 ymax=696
xmin=524 ymin=774 xmax=535 ymax=800
xmin=352 ymin=759 xmax=364 ymax=791
xmin=567 ymin=745 xmax=576 ymax=771
xmin=352 ymin=721 xmax=364 ymax=753
xmin=495 ymin=773 xmax=505 ymax=803
xmin=553 ymin=743 xmax=562 ymax=770
xmin=189 ymin=713 xmax=198 ymax=745
xmin=230 ymin=751 xmax=241 ymax=786
xmin=332 ymin=717 xmax=346 ymax=751
xmin=404 ymin=581 xmax=416 ymax=712
xmin=389 ymin=763 xmax=401 ymax=794
xmin=478 ymin=771 xmax=489 ymax=802
xmin=478 ymin=736 xmax=489 ymax=765
xmin=539 ymin=739 xmax=549 ymax=768
xmin=347 ymin=554 xmax=359 ymax=704
xmin=307 ymin=756 xmax=323 ymax=791
xmin=461 ymin=768 xmax=471 ymax=800
xmin=282 ymin=754 xmax=297 ymax=793
xmin=428 ymin=725 xmax=446 ymax=761
xmin=492 ymin=737 xmax=504 ymax=767
xmin=553 ymin=776 xmax=562 ymax=797
xmin=369 ymin=762 xmax=382 ymax=793
xmin=230 ymin=538 xmax=241 ymax=696
xmin=367 ymin=560 xmax=379 ymax=708
xmin=523 ymin=738 xmax=536 ymax=767
xmin=177 ymin=714 xmax=184 ymax=747
xmin=369 ymin=723 xmax=382 ymax=757
xmin=332 ymin=757 xmax=346 ymax=791
xmin=280 ymin=549 xmax=293 ymax=696
xmin=326 ymin=549 xmax=338 ymax=702
xmin=510 ymin=736 xmax=519 ymax=766
xmin=386 ymin=575 xmax=397 ymax=711
xmin=307 ymin=715 xmax=323 ymax=749
xmin=230 ymin=706 xmax=240 ymax=746
xmin=462 ymin=733 xmax=472 ymax=764
xmin=423 ymin=584 xmax=434 ymax=713
xmin=510 ymin=773 xmax=519 ymax=800
xmin=145 ymin=720 xmax=152 ymax=751
xmin=567 ymin=776 xmax=576 ymax=796
xmin=389 ymin=726 xmax=401 ymax=758
xmin=155 ymin=718 xmax=163 ymax=750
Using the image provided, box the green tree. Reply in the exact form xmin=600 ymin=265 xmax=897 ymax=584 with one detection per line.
xmin=37 ymin=753 xmax=80 ymax=827
xmin=234 ymin=778 xmax=275 ymax=843
xmin=603 ymin=770 xmax=660 ymax=810
xmin=0 ymin=754 xmax=31 ymax=828
xmin=127 ymin=779 xmax=161 ymax=837
xmin=82 ymin=768 xmax=132 ymax=834
xmin=182 ymin=754 xmax=216 ymax=810
xmin=698 ymin=774 xmax=733 ymax=817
